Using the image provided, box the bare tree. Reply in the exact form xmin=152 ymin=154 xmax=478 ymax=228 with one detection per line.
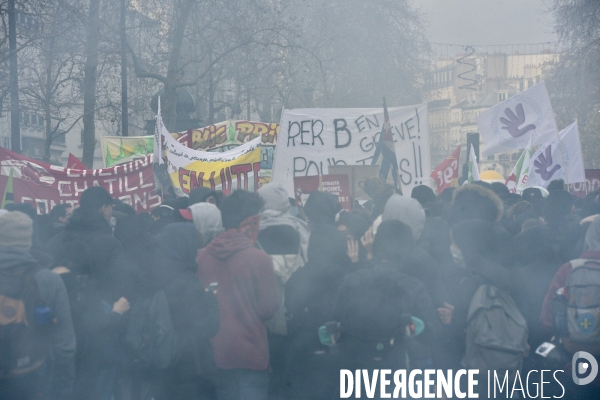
xmin=548 ymin=0 xmax=600 ymax=167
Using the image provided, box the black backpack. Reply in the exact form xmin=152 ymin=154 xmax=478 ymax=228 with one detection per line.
xmin=125 ymin=290 xmax=179 ymax=372
xmin=0 ymin=263 xmax=49 ymax=378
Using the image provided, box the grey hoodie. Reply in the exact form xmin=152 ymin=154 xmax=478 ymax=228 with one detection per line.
xmin=0 ymin=249 xmax=76 ymax=399
xmin=258 ymin=183 xmax=309 ymax=260
xmin=382 ymin=194 xmax=426 ymax=239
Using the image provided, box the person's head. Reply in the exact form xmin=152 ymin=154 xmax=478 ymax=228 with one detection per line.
xmin=258 ymin=183 xmax=290 ymax=214
xmin=50 ymin=203 xmax=73 ymax=224
xmin=303 ymin=191 xmax=342 ymax=227
xmin=0 ymin=211 xmax=33 ymax=252
xmin=79 ymin=186 xmax=114 ymax=222
xmin=448 ymin=184 xmax=503 ymax=226
xmin=188 ymin=202 xmax=223 ymax=245
xmin=542 ymin=189 xmax=573 ymax=223
xmin=450 ymin=219 xmax=497 ymax=269
xmin=307 ymin=224 xmax=350 ymax=268
xmin=188 ymin=187 xmax=219 ymax=207
xmin=547 ymin=179 xmax=566 ymax=192
xmin=154 ymin=222 xmax=202 ymax=268
xmin=382 ymin=194 xmax=426 ymax=239
xmin=5 ymin=203 xmax=37 ymax=221
xmin=507 ymin=201 xmax=534 ymax=221
xmin=490 ymin=182 xmax=510 ymax=200
xmin=372 ymin=220 xmax=415 ymax=262
xmin=411 ymin=185 xmax=437 ymax=207
xmin=220 ymin=190 xmax=263 ymax=242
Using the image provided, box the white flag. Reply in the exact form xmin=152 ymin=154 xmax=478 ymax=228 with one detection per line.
xmin=477 ymin=82 xmax=559 ymax=157
xmin=153 ymin=97 xmax=169 ymax=165
xmin=526 ymin=121 xmax=585 ymax=188
xmin=505 ymin=138 xmax=532 ymax=194
xmin=467 ymin=144 xmax=480 ymax=183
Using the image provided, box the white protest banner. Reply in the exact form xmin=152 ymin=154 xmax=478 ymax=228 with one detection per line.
xmin=272 ymin=104 xmax=430 ymax=195
xmin=527 ymin=122 xmax=585 ymax=188
xmin=477 ymin=82 xmax=559 ymax=157
xmin=164 ymin=133 xmax=262 ymax=195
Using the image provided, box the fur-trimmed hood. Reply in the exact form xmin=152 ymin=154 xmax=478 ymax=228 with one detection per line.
xmin=449 ymin=184 xmax=504 ymax=225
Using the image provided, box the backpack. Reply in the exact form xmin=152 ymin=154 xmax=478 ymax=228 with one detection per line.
xmin=563 ymin=259 xmax=600 ymax=347
xmin=125 ymin=290 xmax=179 ymax=371
xmin=463 ymin=284 xmax=528 ymax=372
xmin=0 ymin=263 xmax=49 ymax=378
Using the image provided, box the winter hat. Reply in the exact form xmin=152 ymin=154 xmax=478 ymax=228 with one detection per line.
xmin=0 ymin=211 xmax=33 ymax=252
xmin=449 ymin=184 xmax=503 ymax=225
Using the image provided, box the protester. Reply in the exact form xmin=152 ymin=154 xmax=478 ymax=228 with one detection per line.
xmin=149 ymin=223 xmax=220 ymax=400
xmin=196 ymin=190 xmax=277 ymax=400
xmin=302 ymin=191 xmax=342 ymax=228
xmin=0 ymin=211 xmax=76 ymax=400
xmin=335 ymin=220 xmax=440 ymax=381
xmin=283 ymin=224 xmax=352 ymax=399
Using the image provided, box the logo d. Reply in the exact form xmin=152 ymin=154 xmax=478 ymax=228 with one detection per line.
xmin=572 ymin=351 xmax=598 ymax=385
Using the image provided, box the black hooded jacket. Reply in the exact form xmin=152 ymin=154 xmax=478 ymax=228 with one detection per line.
xmin=150 ymin=223 xmax=220 ymax=376
xmin=285 ymin=225 xmax=351 ymax=351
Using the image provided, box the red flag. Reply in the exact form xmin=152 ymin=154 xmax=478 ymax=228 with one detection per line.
xmin=430 ymin=146 xmax=461 ymax=194
xmin=67 ymin=153 xmax=86 ymax=169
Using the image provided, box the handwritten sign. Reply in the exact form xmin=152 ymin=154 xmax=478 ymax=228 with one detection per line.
xmin=272 ymin=104 xmax=430 ymax=195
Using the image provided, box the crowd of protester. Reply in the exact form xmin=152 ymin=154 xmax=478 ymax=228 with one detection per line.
xmin=1 ymin=177 xmax=600 ymax=399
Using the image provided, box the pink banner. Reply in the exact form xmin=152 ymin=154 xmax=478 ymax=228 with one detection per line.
xmin=0 ymin=147 xmax=160 ymax=213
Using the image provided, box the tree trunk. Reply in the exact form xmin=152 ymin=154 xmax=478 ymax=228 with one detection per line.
xmin=8 ymin=0 xmax=21 ymax=153
xmin=82 ymin=0 xmax=101 ymax=167
xmin=162 ymin=0 xmax=195 ymax=131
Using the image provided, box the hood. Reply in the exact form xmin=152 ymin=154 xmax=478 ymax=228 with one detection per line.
xmin=188 ymin=202 xmax=223 ymax=245
xmin=258 ymin=183 xmax=290 ymax=214
xmin=584 ymin=217 xmax=600 ymax=252
xmin=155 ymin=223 xmax=200 ymax=266
xmin=449 ymin=184 xmax=503 ymax=225
xmin=307 ymin=224 xmax=350 ymax=269
xmin=205 ymin=229 xmax=254 ymax=260
xmin=514 ymin=225 xmax=556 ymax=264
xmin=0 ymin=249 xmax=37 ymax=271
xmin=382 ymin=194 xmax=426 ymax=239
xmin=66 ymin=207 xmax=112 ymax=234
xmin=303 ymin=191 xmax=342 ymax=226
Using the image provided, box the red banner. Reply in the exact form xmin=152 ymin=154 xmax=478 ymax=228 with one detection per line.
xmin=293 ymin=174 xmax=351 ymax=211
xmin=430 ymin=146 xmax=461 ymax=194
xmin=67 ymin=153 xmax=87 ymax=169
xmin=0 ymin=147 xmax=160 ymax=214
xmin=570 ymin=169 xmax=600 ymax=198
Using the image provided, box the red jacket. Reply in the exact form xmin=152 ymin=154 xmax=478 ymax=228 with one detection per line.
xmin=196 ymin=229 xmax=278 ymax=370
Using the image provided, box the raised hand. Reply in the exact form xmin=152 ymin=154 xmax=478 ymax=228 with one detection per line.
xmin=500 ymin=103 xmax=536 ymax=138
xmin=533 ymin=145 xmax=561 ymax=181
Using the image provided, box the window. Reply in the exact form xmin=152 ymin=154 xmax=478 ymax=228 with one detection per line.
xmin=487 ymin=155 xmax=495 ymax=161
xmin=498 ymin=92 xmax=507 ymax=101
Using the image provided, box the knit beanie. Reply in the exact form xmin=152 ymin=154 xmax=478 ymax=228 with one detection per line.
xmin=0 ymin=211 xmax=33 ymax=252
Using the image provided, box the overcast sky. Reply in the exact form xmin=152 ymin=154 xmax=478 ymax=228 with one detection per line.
xmin=416 ymin=0 xmax=557 ymax=45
